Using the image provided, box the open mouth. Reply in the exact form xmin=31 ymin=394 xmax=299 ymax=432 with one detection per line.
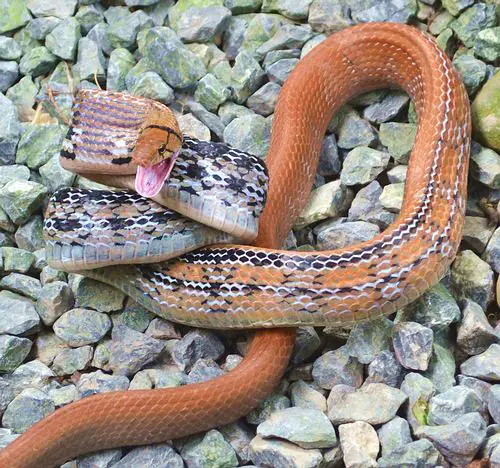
xmin=135 ymin=150 xmax=179 ymax=198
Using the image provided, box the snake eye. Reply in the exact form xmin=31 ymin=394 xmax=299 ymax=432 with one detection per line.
xmin=158 ymin=143 xmax=167 ymax=155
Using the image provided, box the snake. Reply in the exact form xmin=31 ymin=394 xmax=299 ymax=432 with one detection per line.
xmin=0 ymin=22 xmax=470 ymax=467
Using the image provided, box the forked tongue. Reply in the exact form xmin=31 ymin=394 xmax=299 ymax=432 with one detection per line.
xmin=135 ymin=151 xmax=179 ymax=198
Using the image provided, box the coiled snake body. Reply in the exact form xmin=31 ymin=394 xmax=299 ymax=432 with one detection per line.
xmin=0 ymin=23 xmax=470 ymax=467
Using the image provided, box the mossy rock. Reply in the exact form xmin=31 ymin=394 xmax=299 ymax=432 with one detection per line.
xmin=472 ymin=71 xmax=500 ymax=151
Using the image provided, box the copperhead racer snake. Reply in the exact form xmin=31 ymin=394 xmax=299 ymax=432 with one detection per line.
xmin=0 ymin=22 xmax=471 ymax=467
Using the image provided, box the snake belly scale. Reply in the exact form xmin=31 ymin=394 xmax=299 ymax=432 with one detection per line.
xmin=0 ymin=22 xmax=470 ymax=467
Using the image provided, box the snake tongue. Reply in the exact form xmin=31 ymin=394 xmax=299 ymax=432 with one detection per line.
xmin=135 ymin=153 xmax=177 ymax=198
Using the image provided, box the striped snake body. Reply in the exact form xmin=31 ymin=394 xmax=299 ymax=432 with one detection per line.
xmin=0 ymin=22 xmax=471 ymax=467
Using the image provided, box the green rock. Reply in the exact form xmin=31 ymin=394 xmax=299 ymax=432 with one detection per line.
xmin=0 ymin=164 xmax=30 ymax=188
xmin=15 ymin=216 xmax=45 ymax=251
xmin=453 ymin=54 xmax=487 ymax=95
xmin=107 ymin=48 xmax=135 ymax=92
xmin=195 ymin=74 xmax=231 ymax=112
xmin=73 ymin=37 xmax=106 ymax=82
xmin=474 ymin=27 xmax=500 ymax=62
xmin=441 ymin=0 xmax=473 ymax=17
xmin=175 ymin=6 xmax=232 ymax=43
xmin=337 ymin=107 xmax=377 ymax=150
xmin=380 ymin=122 xmax=417 ymax=163
xmin=13 ymin=27 xmax=41 ymax=54
xmin=218 ymin=101 xmax=253 ymax=125
xmin=140 ymin=27 xmax=206 ymax=89
xmin=0 ymin=335 xmax=32 ymax=372
xmin=73 ymin=276 xmax=126 ymax=313
xmin=0 ymin=273 xmax=42 ymax=301
xmin=27 ymin=0 xmax=77 ymax=19
xmin=423 ymin=341 xmax=457 ymax=395
xmin=129 ymin=71 xmax=174 ymax=105
xmin=0 ymin=290 xmax=39 ymax=335
xmin=380 ymin=183 xmax=404 ymax=213
xmin=181 ymin=429 xmax=238 ymax=468
xmin=103 ymin=6 xmax=130 ymax=24
xmin=0 ymin=180 xmax=47 ymax=225
xmin=105 ymin=10 xmax=153 ymax=50
xmin=1 ymin=246 xmax=35 ymax=273
xmin=0 ymin=0 xmax=31 ymax=34
xmin=124 ymin=58 xmax=154 ymax=90
xmin=74 ymin=5 xmax=104 ymax=35
xmin=126 ymin=0 xmax=161 ymax=5
xmin=472 ymin=71 xmax=500 ymax=152
xmin=0 ymin=94 xmax=22 ymax=165
xmin=225 ymin=0 xmax=262 ymax=14
xmin=39 ymin=154 xmax=76 ymax=192
xmin=53 ymin=308 xmax=112 ymax=346
xmin=52 ymin=345 xmax=92 ymax=376
xmin=223 ymin=114 xmax=270 ymax=158
xmin=45 ymin=17 xmax=81 ymax=61
xmin=26 ymin=17 xmax=61 ymax=40
xmin=87 ymin=22 xmax=113 ymax=56
xmin=450 ymin=3 xmax=497 ymax=48
xmin=261 ymin=0 xmax=312 ymax=20
xmin=341 ymin=146 xmax=390 ymax=186
xmin=0 ymin=36 xmax=22 ymax=60
xmin=470 ymin=147 xmax=500 ymax=189
xmin=5 ymin=76 xmax=39 ymax=122
xmin=436 ymin=28 xmax=454 ymax=56
xmin=211 ymin=60 xmax=233 ymax=85
xmin=429 ymin=10 xmax=454 ymax=35
xmin=168 ymin=0 xmax=223 ymax=30
xmin=120 ymin=299 xmax=155 ymax=332
xmin=0 ymin=61 xmax=19 ymax=93
xmin=16 ymin=124 xmax=67 ymax=169
xmin=19 ymin=46 xmax=58 ymax=77
xmin=0 ymin=206 xmax=14 ymax=232
xmin=231 ymin=49 xmax=266 ymax=103
xmin=240 ymin=13 xmax=287 ymax=55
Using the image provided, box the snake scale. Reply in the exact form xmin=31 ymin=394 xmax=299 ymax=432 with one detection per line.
xmin=0 ymin=23 xmax=470 ymax=467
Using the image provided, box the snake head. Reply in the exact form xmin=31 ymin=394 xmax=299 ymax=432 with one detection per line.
xmin=133 ymin=112 xmax=183 ymax=198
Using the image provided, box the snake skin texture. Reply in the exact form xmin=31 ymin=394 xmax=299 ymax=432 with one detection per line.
xmin=0 ymin=23 xmax=471 ymax=467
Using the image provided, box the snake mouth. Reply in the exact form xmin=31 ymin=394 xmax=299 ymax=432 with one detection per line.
xmin=135 ymin=150 xmax=179 ymax=198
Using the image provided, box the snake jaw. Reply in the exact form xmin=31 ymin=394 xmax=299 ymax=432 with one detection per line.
xmin=135 ymin=149 xmax=179 ymax=197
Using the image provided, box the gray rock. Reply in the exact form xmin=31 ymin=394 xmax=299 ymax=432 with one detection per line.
xmin=26 ymin=17 xmax=61 ymax=40
xmin=15 ymin=216 xmax=45 ymax=252
xmin=0 ymin=61 xmax=19 ymax=93
xmin=462 ymin=216 xmax=495 ymax=255
xmin=0 ymin=165 xmax=30 ymax=188
xmin=0 ymin=290 xmax=39 ymax=335
xmin=223 ymin=114 xmax=270 ymax=158
xmin=74 ymin=5 xmax=104 ymax=35
xmin=171 ymin=329 xmax=224 ymax=372
xmin=415 ymin=412 xmax=486 ymax=466
xmin=177 ymin=113 xmax=211 ymax=141
xmin=223 ymin=16 xmax=248 ymax=60
xmin=194 ymin=73 xmax=231 ymax=112
xmin=291 ymin=327 xmax=321 ymax=365
xmin=0 ymin=0 xmax=31 ymax=34
xmin=378 ymin=439 xmax=442 ymax=468
xmin=475 ymin=27 xmax=500 ymax=62
xmin=72 ymin=276 xmax=125 ymax=313
xmin=315 ymin=219 xmax=380 ymax=250
xmin=363 ymin=92 xmax=409 ymax=124
xmin=141 ymin=27 xmax=206 ymax=89
xmin=40 ymin=265 xmax=66 ymax=285
xmin=186 ymin=358 xmax=224 ymax=384
xmin=451 ymin=250 xmax=495 ymax=310
xmin=457 ymin=375 xmax=492 ymax=404
xmin=232 ymin=50 xmax=266 ymax=103
xmin=337 ymin=107 xmax=377 ymax=149
xmin=27 ymin=0 xmax=77 ymax=18
xmin=345 ymin=317 xmax=393 ymax=365
xmin=442 ymin=0 xmax=473 ymax=16
xmin=460 ymin=344 xmax=500 ymax=381
xmin=16 ymin=123 xmax=67 ymax=169
xmin=318 ymin=134 xmax=341 ymax=177
xmin=247 ymin=82 xmax=280 ymax=117
xmin=295 ymin=180 xmax=350 ymax=229
xmin=76 ymin=370 xmax=129 ymax=398
xmin=112 ymin=444 xmax=183 ymax=468
xmin=350 ymin=0 xmax=417 ymax=23
xmin=53 ymin=308 xmax=111 ymax=347
xmin=218 ymin=101 xmax=253 ymax=126
xmin=262 ymin=48 xmax=301 ymax=68
xmin=338 ymin=421 xmax=378 ymax=468
xmin=181 ymin=429 xmax=238 ymax=468
xmin=106 ymin=10 xmax=153 ymax=50
xmin=52 ymin=345 xmax=93 ymax=376
xmin=186 ymin=100 xmax=225 ymax=140
xmin=457 ymin=299 xmax=498 ymax=355
xmin=106 ymin=48 xmax=135 ymax=92
xmin=312 ymin=345 xmax=363 ymax=390
xmin=0 ymin=335 xmax=31 ymax=372
xmin=19 ymin=46 xmax=58 ymax=77
xmin=429 ymin=10 xmax=454 ymax=35
xmin=400 ymin=372 xmax=436 ymax=430
xmin=224 ymin=0 xmax=262 ymax=14
xmin=76 ymin=448 xmax=122 ymax=468
xmin=489 ymin=385 xmax=500 ymax=424
xmin=377 ymin=416 xmax=412 ymax=457
xmin=1 ymin=247 xmax=35 ymax=273
xmin=453 ymin=54 xmax=487 ymax=95
xmin=39 ymin=155 xmax=76 ymax=192
xmin=73 ymin=37 xmax=106 ymax=82
xmin=308 ymin=0 xmax=351 ymax=34
xmin=0 ymin=273 xmax=42 ymax=301
xmin=470 ymin=148 xmax=500 ymax=189
xmin=301 ymin=34 xmax=327 ymax=58
xmin=86 ymin=22 xmax=112 ymax=56
xmin=119 ymin=299 xmax=154 ymax=333
xmin=341 ymin=146 xmax=390 ymax=186
xmin=392 ymin=322 xmax=433 ymax=371
xmin=387 ymin=165 xmax=407 ymax=183
xmin=176 ymin=6 xmax=231 ymax=43
xmin=327 ymin=383 xmax=407 ymax=425
xmin=249 ymin=435 xmax=323 ymax=468
xmin=484 ymin=227 xmax=500 ymax=274
xmin=424 ymin=339 xmax=456 ymax=393
xmin=396 ymin=283 xmax=461 ymax=329
xmin=129 ymin=71 xmax=174 ymax=105
xmin=2 ymin=388 xmax=54 ymax=433
xmin=218 ymin=421 xmax=254 ymax=464
xmin=257 ymin=23 xmax=313 ymax=58
xmin=289 ymin=380 xmax=327 ymax=412
xmin=261 ymin=0 xmax=312 ymax=20
xmin=257 ymin=407 xmax=337 ymax=449
xmin=379 ymin=122 xmax=416 ymax=163
xmin=108 ymin=324 xmax=165 ymax=377
xmin=450 ymin=3 xmax=497 ymax=48
xmin=365 ymin=350 xmax=403 ymax=387
xmin=428 ymin=385 xmax=486 ymax=425
xmin=247 ymin=388 xmax=290 ymax=425
xmin=45 ymin=17 xmax=81 ymax=61
xmin=0 ymin=428 xmax=19 ymax=450
xmin=0 ymin=94 xmax=22 ymax=165
xmin=35 ymin=332 xmax=68 ymax=366
xmin=348 ymin=181 xmax=395 ymax=229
